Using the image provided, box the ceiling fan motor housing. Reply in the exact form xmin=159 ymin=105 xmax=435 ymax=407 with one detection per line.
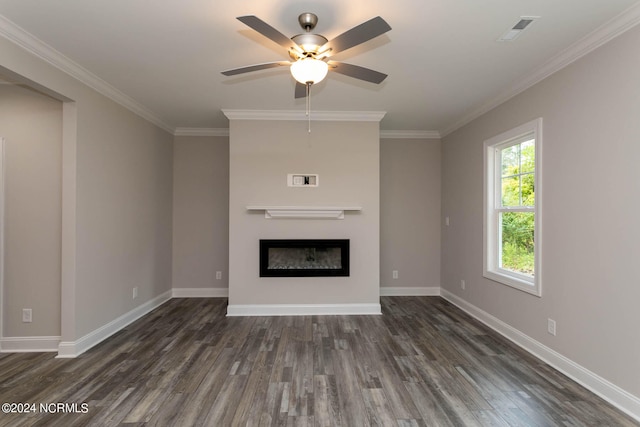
xmin=291 ymin=33 xmax=328 ymax=58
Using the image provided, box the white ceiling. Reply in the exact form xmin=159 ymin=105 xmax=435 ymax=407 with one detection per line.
xmin=1 ymin=0 xmax=639 ymax=135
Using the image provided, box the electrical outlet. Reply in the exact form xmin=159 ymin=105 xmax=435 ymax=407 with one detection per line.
xmin=22 ymin=308 xmax=32 ymax=323
xmin=216 ymin=271 xmax=222 ymax=280
xmin=133 ymin=287 xmax=138 ymax=299
xmin=461 ymin=280 xmax=466 ymax=290
xmin=392 ymin=270 xmax=398 ymax=279
xmin=547 ymin=318 xmax=556 ymax=336
xmin=445 ymin=216 xmax=450 ymax=226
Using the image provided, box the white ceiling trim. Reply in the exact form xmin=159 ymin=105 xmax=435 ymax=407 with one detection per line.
xmin=174 ymin=128 xmax=230 ymax=137
xmin=173 ymin=120 xmax=434 ymax=138
xmin=173 ymin=128 xmax=440 ymax=139
xmin=222 ymin=109 xmax=386 ymax=122
xmin=440 ymin=1 xmax=640 ymax=138
xmin=380 ymin=130 xmax=441 ymax=139
xmin=0 ymin=14 xmax=173 ymax=134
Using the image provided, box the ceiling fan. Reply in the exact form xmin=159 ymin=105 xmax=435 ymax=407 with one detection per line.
xmin=221 ymin=12 xmax=391 ymax=99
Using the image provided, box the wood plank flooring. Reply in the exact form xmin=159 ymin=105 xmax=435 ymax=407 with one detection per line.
xmin=0 ymin=297 xmax=637 ymax=426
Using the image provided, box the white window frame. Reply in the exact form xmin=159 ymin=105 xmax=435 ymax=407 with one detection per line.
xmin=483 ymin=118 xmax=542 ymax=296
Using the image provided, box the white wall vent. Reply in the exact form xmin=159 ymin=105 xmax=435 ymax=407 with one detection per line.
xmin=288 ymin=174 xmax=319 ymax=187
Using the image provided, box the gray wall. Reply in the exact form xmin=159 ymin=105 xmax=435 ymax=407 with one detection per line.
xmin=1 ymin=35 xmax=174 ymax=343
xmin=74 ymin=94 xmax=173 ymax=338
xmin=441 ymin=24 xmax=640 ymax=397
xmin=173 ymin=135 xmax=229 ymax=289
xmin=0 ymin=84 xmax=62 ymax=338
xmin=380 ymin=138 xmax=441 ymax=289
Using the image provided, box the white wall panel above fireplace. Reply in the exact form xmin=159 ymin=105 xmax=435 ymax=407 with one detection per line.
xmin=228 ymin=119 xmax=381 ymax=310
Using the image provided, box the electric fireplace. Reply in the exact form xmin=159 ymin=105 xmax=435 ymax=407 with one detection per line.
xmin=259 ymin=239 xmax=350 ymax=277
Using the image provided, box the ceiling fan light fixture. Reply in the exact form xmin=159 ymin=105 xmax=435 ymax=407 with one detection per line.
xmin=290 ymin=58 xmax=328 ymax=84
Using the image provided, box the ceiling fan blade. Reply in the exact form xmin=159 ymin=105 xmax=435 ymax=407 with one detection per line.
xmin=237 ymin=15 xmax=301 ymax=53
xmin=320 ymin=16 xmax=391 ymax=57
xmin=294 ymin=82 xmax=307 ymax=98
xmin=328 ymin=61 xmax=387 ymax=84
xmin=221 ymin=61 xmax=291 ymax=76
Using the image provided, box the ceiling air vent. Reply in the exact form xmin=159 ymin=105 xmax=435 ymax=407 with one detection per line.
xmin=498 ymin=16 xmax=539 ymax=41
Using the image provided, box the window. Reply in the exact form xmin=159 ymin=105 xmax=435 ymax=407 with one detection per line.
xmin=484 ymin=118 xmax=542 ymax=296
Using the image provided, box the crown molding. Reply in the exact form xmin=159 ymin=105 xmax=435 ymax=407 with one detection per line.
xmin=173 ymin=127 xmax=441 ymax=139
xmin=222 ymin=109 xmax=386 ymax=122
xmin=380 ymin=130 xmax=440 ymax=139
xmin=440 ymin=2 xmax=640 ymax=138
xmin=0 ymin=14 xmax=173 ymax=134
xmin=174 ymin=127 xmax=230 ymax=137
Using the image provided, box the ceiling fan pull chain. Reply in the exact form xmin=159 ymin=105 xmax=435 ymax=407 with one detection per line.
xmin=307 ymin=82 xmax=312 ymax=133
xmin=305 ymin=83 xmax=311 ymax=116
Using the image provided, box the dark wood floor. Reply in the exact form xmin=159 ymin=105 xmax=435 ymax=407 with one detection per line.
xmin=0 ymin=297 xmax=637 ymax=426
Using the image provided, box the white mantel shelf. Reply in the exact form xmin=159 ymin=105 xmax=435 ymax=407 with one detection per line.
xmin=247 ymin=206 xmax=362 ymax=219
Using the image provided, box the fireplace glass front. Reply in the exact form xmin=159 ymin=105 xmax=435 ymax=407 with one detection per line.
xmin=259 ymin=239 xmax=350 ymax=277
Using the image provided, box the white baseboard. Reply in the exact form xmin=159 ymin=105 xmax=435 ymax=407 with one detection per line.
xmin=172 ymin=287 xmax=228 ymax=298
xmin=440 ymin=289 xmax=640 ymax=423
xmin=380 ymin=286 xmax=440 ymax=296
xmin=57 ymin=290 xmax=172 ymax=358
xmin=0 ymin=336 xmax=61 ymax=353
xmin=227 ymin=303 xmax=382 ymax=317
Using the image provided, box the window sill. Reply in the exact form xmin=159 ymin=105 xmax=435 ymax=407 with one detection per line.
xmin=484 ymin=269 xmax=541 ymax=297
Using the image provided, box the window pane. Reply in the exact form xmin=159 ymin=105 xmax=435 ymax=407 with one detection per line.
xmin=521 ymin=172 xmax=535 ymax=206
xmin=500 ymin=212 xmax=534 ymax=276
xmin=520 ymin=139 xmax=535 ymax=173
xmin=501 ymin=144 xmax=520 ymax=176
xmin=501 ymin=175 xmax=520 ymax=206
xmin=500 ymin=139 xmax=536 ymax=208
